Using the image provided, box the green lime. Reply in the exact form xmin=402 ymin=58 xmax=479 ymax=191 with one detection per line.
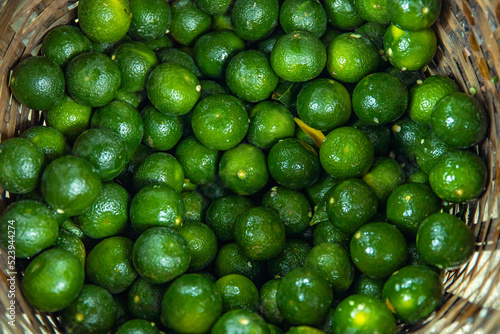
xmin=147 ymin=62 xmax=200 ymax=115
xmin=10 ymin=56 xmax=64 ymax=110
xmin=157 ymin=47 xmax=202 ymax=77
xmin=429 ymin=150 xmax=487 ymax=202
xmin=212 ymin=309 xmax=269 ymax=334
xmin=76 ymin=182 xmax=130 ymax=239
xmin=355 ymin=22 xmax=387 ymax=50
xmin=320 ymin=126 xmax=374 ymax=179
xmin=45 ymin=94 xmax=92 ymax=139
xmin=389 ymin=0 xmax=442 ymax=31
xmin=0 ymin=200 xmax=58 ymax=258
xmin=350 ymin=222 xmax=408 ymax=278
xmin=116 ymin=319 xmax=160 ymax=334
xmin=306 ymin=173 xmax=338 ymax=206
xmin=276 ymin=267 xmax=333 ymax=325
xmin=271 ymin=31 xmax=327 ymax=82
xmin=324 ymin=0 xmax=365 ymax=30
xmin=384 ymin=24 xmax=437 ymax=71
xmin=351 ymin=274 xmax=385 ymax=300
xmin=312 ymin=221 xmax=350 ymax=249
xmin=141 ymin=104 xmax=183 ymax=151
xmin=353 ymin=0 xmax=391 ymax=24
xmin=78 ymin=0 xmax=131 ymax=42
xmin=215 ymin=243 xmax=265 ymax=281
xmin=260 ymin=278 xmax=285 ymax=325
xmin=133 ymin=152 xmax=184 ymax=192
xmin=352 ymin=120 xmax=391 ymax=156
xmin=0 ymin=138 xmax=45 ymax=194
xmin=130 ymin=184 xmax=185 ymax=231
xmin=86 ymin=236 xmax=137 ymax=293
xmin=191 ymin=94 xmax=249 ymax=150
xmin=295 ymin=126 xmax=317 ymax=148
xmin=133 ymin=227 xmax=190 ymax=284
xmin=391 ymin=116 xmax=430 ymax=160
xmin=128 ymin=0 xmax=171 ymax=41
xmin=178 ymin=221 xmax=218 ymax=271
xmin=353 ymin=72 xmax=408 ymax=125
xmin=386 ymin=66 xmax=425 ymax=89
xmin=127 ymin=277 xmax=164 ymax=321
xmin=73 ymin=128 xmax=127 ymax=180
xmin=287 ymin=327 xmax=325 ymax=334
xmin=234 ymin=207 xmax=286 ymax=260
xmin=415 ymin=133 xmax=451 ymax=173
xmin=231 ymin=0 xmax=279 ymax=41
xmin=417 ymin=212 xmax=475 ymax=269
xmin=61 ymin=284 xmax=117 ymax=333
xmin=215 ymin=274 xmax=259 ymax=312
xmin=41 ymin=25 xmax=92 ymax=68
xmin=66 ymin=52 xmax=121 ymax=107
xmin=268 ymin=138 xmax=321 ymax=190
xmin=196 ymin=0 xmax=232 ymax=15
xmin=332 ymin=295 xmax=396 ymax=334
xmin=361 ymin=157 xmax=405 ymax=204
xmin=297 ymin=78 xmax=351 ymax=131
xmin=54 ymin=230 xmax=86 ymax=268
xmin=326 ymin=33 xmax=379 ymax=83
xmin=41 ymin=155 xmax=101 ymax=216
xmin=267 ymin=239 xmax=312 ymax=278
xmin=383 ymin=265 xmax=442 ymax=323
xmin=206 ymin=195 xmax=254 ymax=242
xmin=111 ymin=41 xmax=158 ymax=92
xmin=386 ymin=183 xmax=441 ymax=236
xmin=175 ymin=136 xmax=219 ymax=185
xmin=407 ymin=167 xmax=429 ymax=184
xmin=219 ymin=144 xmax=269 ymax=196
xmin=170 ymin=0 xmax=212 ymax=45
xmin=22 ymin=248 xmax=84 ymax=312
xmin=161 ymin=274 xmax=223 ymax=333
xmin=61 ymin=219 xmax=85 ymax=239
xmin=182 ymin=190 xmax=209 ymax=222
xmin=145 ymin=35 xmax=173 ymax=51
xmin=193 ymin=30 xmax=245 ymax=80
xmin=430 ymin=92 xmax=488 ymax=149
xmin=199 ymin=80 xmax=227 ymax=99
xmin=247 ymin=101 xmax=296 ymax=149
xmin=21 ymin=126 xmax=66 ymax=163
xmin=280 ymin=0 xmax=328 ymax=37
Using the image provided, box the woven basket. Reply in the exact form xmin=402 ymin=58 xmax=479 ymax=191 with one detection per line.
xmin=0 ymin=0 xmax=499 ymax=333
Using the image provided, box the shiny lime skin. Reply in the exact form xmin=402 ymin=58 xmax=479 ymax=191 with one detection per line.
xmin=215 ymin=274 xmax=259 ymax=312
xmin=130 ymin=184 xmax=185 ymax=231
xmin=306 ymin=173 xmax=338 ymax=206
xmin=182 ymin=190 xmax=209 ymax=222
xmin=389 ymin=0 xmax=442 ymax=31
xmin=320 ymin=127 xmax=374 ymax=179
xmin=271 ymin=31 xmax=327 ymax=82
xmin=305 ymin=242 xmax=355 ymax=293
xmin=267 ymin=239 xmax=311 ymax=278
xmin=22 ymin=248 xmax=84 ymax=312
xmin=157 ymin=48 xmax=202 ymax=77
xmin=61 ymin=284 xmax=117 ymax=333
xmin=0 ymin=138 xmax=45 ymax=194
xmin=286 ymin=327 xmax=325 ymax=334
xmin=128 ymin=0 xmax=171 ymax=41
xmin=54 ymin=230 xmax=86 ymax=268
xmin=178 ymin=220 xmax=218 ymax=271
xmin=430 ymin=92 xmax=488 ymax=149
xmin=212 ymin=309 xmax=269 ymax=334
xmin=10 ymin=56 xmax=65 ymax=110
xmin=141 ymin=104 xmax=183 ymax=151
xmin=91 ymin=100 xmax=144 ymax=157
xmin=215 ymin=243 xmax=265 ymax=281
xmin=41 ymin=155 xmax=102 ymax=216
xmin=234 ymin=207 xmax=286 ymax=261
xmin=175 ymin=136 xmax=219 ymax=185
xmin=133 ymin=152 xmax=184 ymax=192
xmin=193 ymin=30 xmax=245 ymax=80
xmin=386 ymin=183 xmax=441 ymax=236
xmin=41 ymin=25 xmax=92 ymax=68
xmin=86 ymin=236 xmax=137 ymax=294
xmin=191 ymin=94 xmax=249 ymax=150
xmin=326 ymin=178 xmax=378 ymax=235
xmin=226 ymin=50 xmax=279 ymax=103
xmin=353 ymin=72 xmax=408 ymax=125
xmin=262 ymin=186 xmax=312 ymax=236
xmin=350 ymin=222 xmax=408 ymax=278
xmin=0 ymin=200 xmax=58 ymax=258
xmin=247 ymin=101 xmax=296 ymax=149
xmin=312 ymin=221 xmax=350 ymax=249
xmin=415 ymin=133 xmax=450 ymax=173
xmin=416 ymin=212 xmax=475 ymax=269
xmin=231 ymin=0 xmax=279 ymax=42
xmin=391 ymin=116 xmax=430 ymax=160
xmin=146 ymin=62 xmax=200 ymax=116
xmin=206 ymin=195 xmax=254 ymax=242
xmin=21 ymin=125 xmax=66 ymax=163
xmin=268 ymin=138 xmax=321 ymax=190
xmin=219 ymin=144 xmax=269 ymax=195
xmin=361 ymin=157 xmax=406 ymax=204
xmin=429 ymin=151 xmax=487 ymax=202
xmin=111 ymin=41 xmax=158 ymax=92
xmin=132 ymin=227 xmax=190 ymax=284
xmin=45 ymin=94 xmax=92 ymax=139
xmin=170 ymin=0 xmax=212 ymax=45
xmin=354 ymin=22 xmax=386 ymax=50
xmin=352 ymin=120 xmax=391 ymax=157
xmin=276 ymin=267 xmax=333 ymax=325
xmin=127 ymin=277 xmax=164 ymax=321
xmin=161 ymin=274 xmax=223 ymax=333
xmin=116 ymin=319 xmax=160 ymax=334
xmin=326 ymin=33 xmax=379 ymax=83
xmin=353 ymin=0 xmax=390 ymax=24
xmin=332 ymin=294 xmax=397 ymax=334
xmin=196 ymin=0 xmax=232 ymax=15
xmin=383 ymin=265 xmax=442 ymax=323
xmin=66 ymin=52 xmax=121 ymax=107
xmin=199 ymin=80 xmax=227 ymax=99
xmin=351 ymin=274 xmax=385 ymax=300
xmin=260 ymin=278 xmax=285 ymax=325
xmin=297 ymin=78 xmax=352 ymax=131
xmin=78 ymin=0 xmax=131 ymax=43
xmin=73 ymin=128 xmax=127 ymax=180
xmin=383 ymin=24 xmax=437 ymax=71
xmin=280 ymin=0 xmax=328 ymax=37
xmin=324 ymin=0 xmax=365 ymax=30
xmin=76 ymin=182 xmax=130 ymax=239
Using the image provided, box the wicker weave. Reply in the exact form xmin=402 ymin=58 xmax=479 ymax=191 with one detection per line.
xmin=0 ymin=0 xmax=499 ymax=333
